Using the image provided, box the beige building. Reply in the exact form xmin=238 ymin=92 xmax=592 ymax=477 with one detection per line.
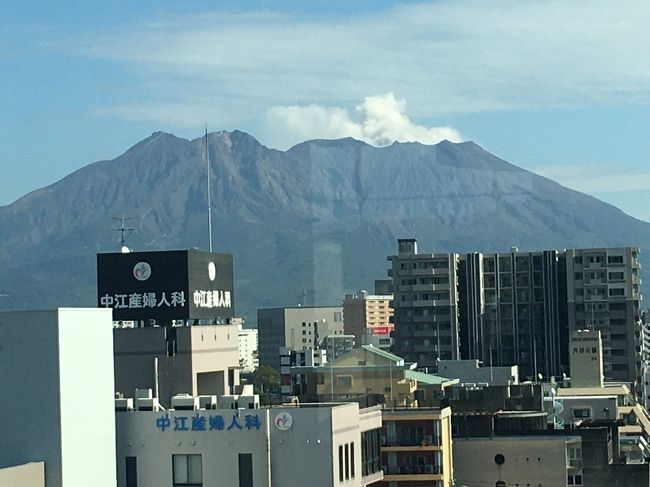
xmin=453 ymin=435 xmax=582 ymax=487
xmin=114 ymin=323 xmax=240 ymax=408
xmin=257 ymin=306 xmax=344 ymax=369
xmin=379 ymin=407 xmax=454 ymax=487
xmin=0 ymin=462 xmax=44 ymax=487
xmin=291 ymin=345 xmax=457 ymax=407
xmin=343 ymin=290 xmax=394 ymax=350
xmin=570 ymin=329 xmax=604 ymax=388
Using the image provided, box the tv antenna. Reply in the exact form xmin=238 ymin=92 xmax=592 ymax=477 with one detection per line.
xmin=113 ymin=216 xmax=134 ymax=252
xmin=204 ymin=126 xmax=213 ymax=252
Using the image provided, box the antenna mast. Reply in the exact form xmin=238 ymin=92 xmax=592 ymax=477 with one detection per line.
xmin=205 ymin=126 xmax=213 ymax=252
xmin=112 ymin=216 xmax=134 ymax=249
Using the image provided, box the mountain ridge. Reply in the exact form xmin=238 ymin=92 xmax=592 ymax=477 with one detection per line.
xmin=0 ymin=131 xmax=647 ymax=317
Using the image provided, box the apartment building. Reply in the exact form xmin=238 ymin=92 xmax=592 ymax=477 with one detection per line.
xmin=389 ymin=240 xmax=643 ymax=387
xmin=343 ymin=290 xmax=394 ymax=351
xmin=378 ymin=407 xmax=454 ymax=487
xmin=565 ymin=247 xmax=642 ymax=387
xmin=459 ymin=249 xmax=567 ymax=379
xmin=388 ymin=239 xmax=461 ymax=369
xmin=257 ymin=306 xmax=344 ymax=370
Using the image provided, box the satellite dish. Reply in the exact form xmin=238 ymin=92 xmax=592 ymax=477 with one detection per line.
xmin=121 ymin=245 xmax=131 ymax=254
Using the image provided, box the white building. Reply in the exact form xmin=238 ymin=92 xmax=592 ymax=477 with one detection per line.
xmin=116 ymin=397 xmax=384 ymax=487
xmin=239 ymin=324 xmax=259 ymax=372
xmin=0 ymin=308 xmax=117 ymax=487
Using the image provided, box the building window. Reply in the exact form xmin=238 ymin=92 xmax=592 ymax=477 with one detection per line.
xmin=350 ymin=442 xmax=355 ymax=478
xmin=573 ymin=408 xmax=591 ymax=419
xmin=126 ymin=457 xmax=138 ymax=487
xmin=336 ymin=375 xmax=352 ymax=387
xmin=172 ymin=454 xmax=202 ymax=486
xmin=339 ymin=445 xmax=344 ymax=482
xmin=345 ymin=443 xmax=350 ymax=480
xmin=238 ymin=453 xmax=253 ymax=487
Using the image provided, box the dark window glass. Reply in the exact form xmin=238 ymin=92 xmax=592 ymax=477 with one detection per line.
xmin=126 ymin=457 xmax=137 ymax=487
xmin=238 ymin=453 xmax=253 ymax=487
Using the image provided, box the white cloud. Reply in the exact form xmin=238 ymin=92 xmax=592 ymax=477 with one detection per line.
xmin=264 ymin=92 xmax=462 ymax=149
xmin=68 ymin=0 xmax=650 ymax=144
xmin=533 ymin=164 xmax=650 ymax=193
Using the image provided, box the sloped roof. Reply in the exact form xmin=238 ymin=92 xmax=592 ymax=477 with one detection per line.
xmin=360 ymin=344 xmax=403 ymax=363
xmin=405 ymin=369 xmax=458 ymax=386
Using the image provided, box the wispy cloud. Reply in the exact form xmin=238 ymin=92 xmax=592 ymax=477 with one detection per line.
xmin=73 ymin=1 xmax=650 ymax=145
xmin=264 ymin=92 xmax=462 ymax=149
xmin=533 ymin=164 xmax=650 ymax=194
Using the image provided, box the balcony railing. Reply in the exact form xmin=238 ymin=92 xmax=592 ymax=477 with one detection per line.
xmin=381 ymin=436 xmax=442 ymax=447
xmin=383 ymin=465 xmax=443 ymax=475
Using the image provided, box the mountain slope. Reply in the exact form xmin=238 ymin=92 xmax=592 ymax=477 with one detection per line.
xmin=0 ymin=131 xmax=647 ymax=317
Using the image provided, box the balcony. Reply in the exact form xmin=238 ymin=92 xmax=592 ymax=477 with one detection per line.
xmin=381 ymin=435 xmax=442 ymax=448
xmin=382 ymin=464 xmax=443 ymax=481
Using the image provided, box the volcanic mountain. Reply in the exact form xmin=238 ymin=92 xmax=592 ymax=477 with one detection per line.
xmin=0 ymin=131 xmax=647 ymax=317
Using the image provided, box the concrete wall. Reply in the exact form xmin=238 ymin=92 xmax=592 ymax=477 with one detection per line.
xmin=117 ymin=403 xmax=379 ymax=487
xmin=114 ymin=324 xmax=239 ymax=407
xmin=437 ymin=359 xmax=518 ymax=386
xmin=189 ymin=324 xmax=239 ymax=396
xmin=58 ymin=308 xmax=117 ymax=487
xmin=0 ymin=462 xmax=45 ymax=487
xmin=0 ymin=308 xmax=116 ymax=487
xmin=453 ymin=436 xmax=574 ymax=487
xmin=116 ymin=409 xmax=271 ymax=487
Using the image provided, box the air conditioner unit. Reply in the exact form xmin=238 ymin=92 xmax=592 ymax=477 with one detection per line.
xmin=136 ymin=397 xmax=161 ymax=411
xmin=115 ymin=398 xmax=134 ymax=411
xmin=171 ymin=394 xmax=199 ymax=411
xmin=197 ymin=395 xmax=218 ymax=410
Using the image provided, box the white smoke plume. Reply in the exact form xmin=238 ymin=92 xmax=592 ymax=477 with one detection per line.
xmin=264 ymin=92 xmax=462 ymax=149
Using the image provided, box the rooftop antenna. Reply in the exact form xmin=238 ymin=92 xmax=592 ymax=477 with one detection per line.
xmin=112 ymin=216 xmax=134 ymax=252
xmin=204 ymin=126 xmax=213 ymax=252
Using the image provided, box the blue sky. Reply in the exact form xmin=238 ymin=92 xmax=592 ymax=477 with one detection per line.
xmin=2 ymin=0 xmax=650 ymax=220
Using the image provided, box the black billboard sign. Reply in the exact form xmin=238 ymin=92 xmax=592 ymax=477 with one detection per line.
xmin=97 ymin=249 xmax=234 ymax=321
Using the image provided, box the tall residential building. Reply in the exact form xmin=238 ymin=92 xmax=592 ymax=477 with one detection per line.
xmin=238 ymin=322 xmax=259 ymax=372
xmin=257 ymin=306 xmax=344 ymax=369
xmin=343 ymin=290 xmax=394 ymax=350
xmin=389 ymin=240 xmax=643 ymax=387
xmin=459 ymin=249 xmax=567 ymax=379
xmin=388 ymin=239 xmax=461 ymax=369
xmin=565 ymin=248 xmax=642 ymax=388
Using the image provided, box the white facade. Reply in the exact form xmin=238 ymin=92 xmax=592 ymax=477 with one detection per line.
xmin=116 ymin=399 xmax=383 ymax=487
xmin=239 ymin=325 xmax=259 ymax=372
xmin=0 ymin=308 xmax=117 ymax=487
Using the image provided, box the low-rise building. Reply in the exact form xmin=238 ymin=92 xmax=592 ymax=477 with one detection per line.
xmin=379 ymin=407 xmax=454 ymax=487
xmin=116 ymin=397 xmax=384 ymax=487
xmin=436 ymin=359 xmax=519 ymax=386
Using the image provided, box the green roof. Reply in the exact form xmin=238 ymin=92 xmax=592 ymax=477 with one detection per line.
xmin=404 ymin=369 xmax=456 ymax=386
xmin=361 ymin=344 xmax=403 ymax=362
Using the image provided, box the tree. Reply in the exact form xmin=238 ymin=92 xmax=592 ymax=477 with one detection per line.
xmin=249 ymin=365 xmax=280 ymax=395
